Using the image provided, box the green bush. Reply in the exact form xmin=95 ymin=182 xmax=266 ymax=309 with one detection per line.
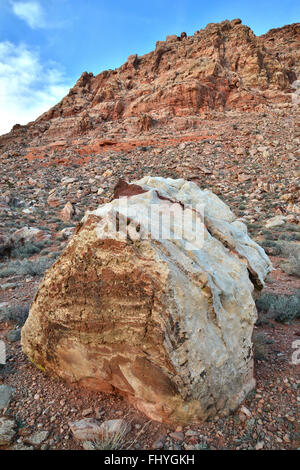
xmin=10 ymin=239 xmax=52 ymax=260
xmin=281 ymin=251 xmax=300 ymax=278
xmin=279 ymin=232 xmax=300 ymax=242
xmin=256 ymin=291 xmax=300 ymax=323
xmin=0 ymin=303 xmax=30 ymax=325
xmin=261 ymin=240 xmax=282 ymax=256
xmin=252 ymin=331 xmax=272 ymax=360
xmin=11 ymin=242 xmax=40 ymax=259
xmin=0 ymin=257 xmax=53 ymax=278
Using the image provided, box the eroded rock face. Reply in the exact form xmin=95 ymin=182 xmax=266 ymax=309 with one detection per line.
xmin=21 ymin=177 xmax=272 ymax=424
xmin=1 ymin=20 xmax=298 ymax=148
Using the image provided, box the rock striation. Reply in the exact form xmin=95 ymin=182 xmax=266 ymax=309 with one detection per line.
xmin=21 ymin=177 xmax=272 ymax=424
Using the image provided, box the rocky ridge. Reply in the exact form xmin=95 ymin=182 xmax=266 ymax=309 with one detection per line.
xmin=0 ymin=19 xmax=299 ymax=155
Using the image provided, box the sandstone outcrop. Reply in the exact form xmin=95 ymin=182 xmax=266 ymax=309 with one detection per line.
xmin=1 ymin=20 xmax=299 ymax=152
xmin=21 ymin=177 xmax=272 ymax=424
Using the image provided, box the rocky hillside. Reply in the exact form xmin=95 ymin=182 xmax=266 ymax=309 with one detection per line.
xmin=0 ymin=18 xmax=299 ymax=451
xmin=0 ymin=19 xmax=299 ymax=153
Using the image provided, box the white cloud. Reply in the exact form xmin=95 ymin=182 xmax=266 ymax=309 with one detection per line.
xmin=11 ymin=1 xmax=45 ymax=29
xmin=0 ymin=41 xmax=70 ymax=135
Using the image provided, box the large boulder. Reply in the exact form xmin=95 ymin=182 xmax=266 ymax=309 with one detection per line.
xmin=21 ymin=177 xmax=272 ymax=424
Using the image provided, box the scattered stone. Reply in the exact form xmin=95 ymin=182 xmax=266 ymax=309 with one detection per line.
xmin=239 ymin=405 xmax=252 ymax=419
xmin=265 ymin=216 xmax=286 ymax=228
xmin=82 ymin=407 xmax=93 ymax=417
xmin=10 ymin=226 xmax=49 ymax=245
xmin=11 ymin=443 xmax=34 ymax=450
xmin=153 ymin=435 xmax=167 ymax=449
xmin=69 ymin=418 xmax=130 ymax=442
xmin=185 ymin=429 xmax=198 ymax=437
xmin=69 ymin=418 xmax=104 ymax=441
xmin=0 ymin=418 xmax=16 ymax=446
xmin=59 ymin=227 xmax=75 ymax=240
xmin=255 ymin=441 xmax=264 ymax=450
xmin=169 ymin=431 xmax=185 ymax=442
xmin=60 ymin=201 xmax=75 ymax=222
xmin=0 ymin=385 xmax=15 ymax=411
xmin=61 ymin=177 xmax=77 ymax=185
xmin=24 ymin=430 xmax=50 ymax=447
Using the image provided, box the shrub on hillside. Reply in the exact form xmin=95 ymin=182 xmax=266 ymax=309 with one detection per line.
xmin=256 ymin=290 xmax=300 ymax=323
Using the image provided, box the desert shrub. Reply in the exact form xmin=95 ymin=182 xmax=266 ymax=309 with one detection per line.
xmin=256 ymin=291 xmax=300 ymax=323
xmin=261 ymin=240 xmax=300 ymax=261
xmin=0 ymin=303 xmax=30 ymax=325
xmin=48 ymin=251 xmax=62 ymax=259
xmin=252 ymin=331 xmax=272 ymax=360
xmin=87 ymin=420 xmax=149 ymax=451
xmin=0 ymin=263 xmax=19 ymax=278
xmin=279 ymin=232 xmax=300 ymax=242
xmin=0 ymin=257 xmax=52 ymax=278
xmin=277 ymin=241 xmax=300 ymax=257
xmin=11 ymin=242 xmax=40 ymax=259
xmin=261 ymin=240 xmax=282 ymax=256
xmin=247 ymin=223 xmax=262 ymax=231
xmin=49 ymin=218 xmax=62 ymax=224
xmin=273 ymin=224 xmax=300 ymax=233
xmin=262 ymin=231 xmax=277 ymax=240
xmin=10 ymin=239 xmax=52 ymax=260
xmin=280 ymin=251 xmax=300 ymax=278
xmin=90 ymin=430 xmax=127 ymax=451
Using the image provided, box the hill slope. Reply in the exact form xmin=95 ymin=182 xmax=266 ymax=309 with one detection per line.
xmin=0 ymin=19 xmax=299 ymax=154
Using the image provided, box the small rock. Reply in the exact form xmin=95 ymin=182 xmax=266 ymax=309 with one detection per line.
xmin=0 ymin=385 xmax=15 ymax=411
xmin=82 ymin=407 xmax=93 ymax=417
xmin=60 ymin=201 xmax=75 ymax=222
xmin=69 ymin=418 xmax=104 ymax=441
xmin=11 ymin=443 xmax=34 ymax=450
xmin=0 ymin=417 xmax=16 ymax=445
xmin=25 ymin=430 xmax=49 ymax=446
xmin=59 ymin=227 xmax=75 ymax=240
xmin=61 ymin=177 xmax=76 ymax=185
xmin=239 ymin=405 xmax=252 ymax=420
xmin=255 ymin=441 xmax=264 ymax=450
xmin=185 ymin=429 xmax=198 ymax=437
xmin=169 ymin=431 xmax=185 ymax=442
xmin=69 ymin=418 xmax=130 ymax=442
xmin=153 ymin=435 xmax=166 ymax=449
xmin=265 ymin=215 xmax=286 ymax=228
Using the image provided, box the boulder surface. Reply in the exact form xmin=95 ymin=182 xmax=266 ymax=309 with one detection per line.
xmin=21 ymin=177 xmax=272 ymax=424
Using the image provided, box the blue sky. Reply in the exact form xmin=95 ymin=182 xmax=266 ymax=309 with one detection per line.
xmin=0 ymin=0 xmax=299 ymax=135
